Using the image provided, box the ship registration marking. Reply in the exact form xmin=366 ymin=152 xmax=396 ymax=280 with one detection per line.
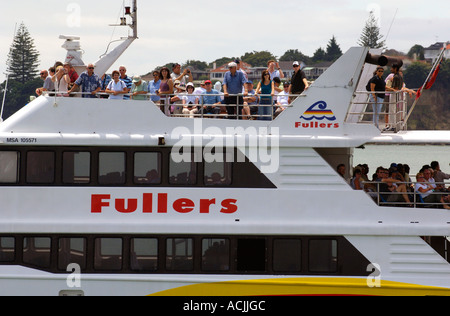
xmin=5 ymin=138 xmax=38 ymax=143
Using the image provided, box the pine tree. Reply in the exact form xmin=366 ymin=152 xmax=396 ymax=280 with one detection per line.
xmin=6 ymin=23 xmax=40 ymax=84
xmin=325 ymin=36 xmax=343 ymax=62
xmin=358 ymin=11 xmax=386 ymax=49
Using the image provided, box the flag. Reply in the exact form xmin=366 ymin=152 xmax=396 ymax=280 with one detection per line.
xmin=416 ymin=56 xmax=443 ymax=100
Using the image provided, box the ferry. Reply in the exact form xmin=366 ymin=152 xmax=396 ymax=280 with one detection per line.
xmin=0 ymin=1 xmax=449 ymax=296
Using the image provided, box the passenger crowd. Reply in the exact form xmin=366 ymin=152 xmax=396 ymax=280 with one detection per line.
xmin=339 ymin=161 xmax=450 ymax=209
xmin=36 ymin=59 xmax=310 ymax=120
xmin=366 ymin=63 xmax=416 ymax=131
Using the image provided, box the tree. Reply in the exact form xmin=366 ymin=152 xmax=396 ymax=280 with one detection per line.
xmin=407 ymin=44 xmax=425 ymax=60
xmin=6 ymin=23 xmax=40 ymax=84
xmin=279 ymin=49 xmax=311 ymax=64
xmin=240 ymin=51 xmax=277 ymax=67
xmin=358 ymin=11 xmax=386 ymax=49
xmin=312 ymin=48 xmax=326 ymax=63
xmin=325 ymin=36 xmax=343 ymax=62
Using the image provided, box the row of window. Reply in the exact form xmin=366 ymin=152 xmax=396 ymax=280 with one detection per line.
xmin=0 ymin=149 xmax=232 ymax=187
xmin=0 ymin=235 xmax=350 ymax=275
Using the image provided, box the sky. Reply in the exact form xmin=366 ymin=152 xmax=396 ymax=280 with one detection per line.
xmin=0 ymin=0 xmax=449 ymax=81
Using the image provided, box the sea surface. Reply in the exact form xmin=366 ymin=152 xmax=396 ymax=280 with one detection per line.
xmin=353 ymin=145 xmax=450 ymax=179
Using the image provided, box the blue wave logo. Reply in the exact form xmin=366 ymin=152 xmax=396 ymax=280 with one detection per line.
xmin=299 ymin=101 xmax=336 ymax=121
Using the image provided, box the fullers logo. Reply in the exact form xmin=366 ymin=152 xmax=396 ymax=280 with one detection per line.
xmin=295 ymin=101 xmax=339 ymax=129
xmin=91 ymin=194 xmax=238 ymax=214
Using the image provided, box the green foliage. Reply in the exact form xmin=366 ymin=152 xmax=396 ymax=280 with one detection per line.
xmin=240 ymin=51 xmax=277 ymax=67
xmin=6 ymin=23 xmax=40 ymax=84
xmin=357 ymin=11 xmax=386 ymax=49
xmin=0 ymin=78 xmax=42 ymax=119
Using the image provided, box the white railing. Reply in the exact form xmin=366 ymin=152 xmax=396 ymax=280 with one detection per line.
xmin=363 ymin=180 xmax=450 ymax=209
xmin=43 ymin=91 xmax=304 ymax=121
xmin=346 ymin=91 xmax=408 ymax=132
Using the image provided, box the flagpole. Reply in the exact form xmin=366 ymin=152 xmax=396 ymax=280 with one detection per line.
xmin=401 ymin=47 xmax=446 ymax=130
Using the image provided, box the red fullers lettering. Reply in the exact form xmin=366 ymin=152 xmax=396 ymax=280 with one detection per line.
xmin=295 ymin=122 xmax=340 ymax=129
xmin=91 ymin=194 xmax=238 ymax=214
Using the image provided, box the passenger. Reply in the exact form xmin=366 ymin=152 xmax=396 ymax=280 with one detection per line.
xmin=367 ymin=66 xmax=386 ymax=129
xmin=171 ymin=63 xmax=193 ymax=85
xmin=375 ymin=167 xmax=411 ymax=205
xmin=156 ymin=67 xmax=174 ymax=115
xmin=431 ymin=161 xmax=450 ymax=191
xmin=415 ymin=172 xmax=441 ymax=205
xmin=131 ymin=76 xmax=148 ymax=101
xmin=337 ymin=164 xmax=346 ymax=179
xmin=441 ymin=195 xmax=450 ymax=210
xmin=105 ymin=70 xmax=128 ymax=100
xmin=100 ymin=73 xmax=112 ymax=98
xmin=267 ymin=60 xmax=285 ymax=80
xmin=148 ymin=71 xmax=161 ymax=104
xmin=223 ymin=62 xmax=247 ymax=120
xmin=384 ymin=64 xmax=404 ymax=131
xmin=255 ymin=70 xmax=274 ymax=121
xmin=423 ymin=168 xmax=437 ymax=191
xmin=289 ymin=61 xmax=308 ymax=102
xmin=351 ymin=168 xmax=363 ymax=190
xmin=274 ymin=82 xmax=291 ymax=118
xmin=52 ymin=65 xmax=71 ymax=97
xmin=170 ymin=81 xmax=186 ymax=116
xmin=119 ymin=66 xmax=132 ymax=99
xmin=69 ymin=64 xmax=102 ymax=98
xmin=36 ymin=68 xmax=55 ymax=96
xmin=235 ymin=59 xmax=248 ymax=81
xmin=66 ymin=63 xmax=79 ymax=87
xmin=194 ymin=81 xmax=206 ymax=95
xmin=182 ymin=82 xmax=199 ymax=118
xmin=200 ymin=80 xmax=221 ymax=117
xmin=242 ymin=80 xmax=258 ymax=120
xmin=273 ymin=77 xmax=283 ymax=95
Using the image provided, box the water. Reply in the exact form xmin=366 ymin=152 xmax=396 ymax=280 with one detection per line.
xmin=353 ymin=145 xmax=450 ymax=178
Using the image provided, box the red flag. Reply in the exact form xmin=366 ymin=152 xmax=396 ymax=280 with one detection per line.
xmin=416 ymin=61 xmax=442 ymax=100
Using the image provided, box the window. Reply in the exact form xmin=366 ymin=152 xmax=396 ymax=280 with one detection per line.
xmin=131 ymin=238 xmax=158 ymax=271
xmin=94 ymin=238 xmax=123 ymax=271
xmin=166 ymin=238 xmax=193 ymax=271
xmin=0 ymin=237 xmax=15 ymax=262
xmin=58 ymin=238 xmax=87 ymax=270
xmin=26 ymin=152 xmax=55 ymax=184
xmin=237 ymin=239 xmax=266 ymax=272
xmin=204 ymin=153 xmax=232 ymax=186
xmin=0 ymin=152 xmax=19 ymax=184
xmin=202 ymin=238 xmax=230 ymax=271
xmin=63 ymin=152 xmax=91 ymax=184
xmin=98 ymin=152 xmax=126 ymax=185
xmin=169 ymin=152 xmax=197 ymax=185
xmin=273 ymin=239 xmax=302 ymax=272
xmin=134 ymin=152 xmax=161 ymax=185
xmin=23 ymin=237 xmax=51 ymax=268
xmin=309 ymin=239 xmax=338 ymax=273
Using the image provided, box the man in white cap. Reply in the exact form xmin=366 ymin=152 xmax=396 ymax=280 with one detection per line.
xmin=223 ymin=62 xmax=247 ymax=119
xmin=289 ymin=61 xmax=309 ymax=101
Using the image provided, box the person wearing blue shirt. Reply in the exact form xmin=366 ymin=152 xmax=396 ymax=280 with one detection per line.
xmin=69 ymin=64 xmax=102 ymax=98
xmin=119 ymin=66 xmax=132 ymax=100
xmin=201 ymin=80 xmax=222 ymax=117
xmin=148 ymin=70 xmax=161 ymax=103
xmin=223 ymin=62 xmax=247 ymax=119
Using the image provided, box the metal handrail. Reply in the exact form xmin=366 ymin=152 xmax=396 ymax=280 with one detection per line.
xmin=42 ymin=91 xmax=304 ymax=120
xmin=362 ymin=180 xmax=449 ymax=208
xmin=346 ymin=90 xmax=409 ymax=132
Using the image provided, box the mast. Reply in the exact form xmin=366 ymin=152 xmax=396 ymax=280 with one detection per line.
xmin=94 ymin=0 xmax=138 ymax=77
